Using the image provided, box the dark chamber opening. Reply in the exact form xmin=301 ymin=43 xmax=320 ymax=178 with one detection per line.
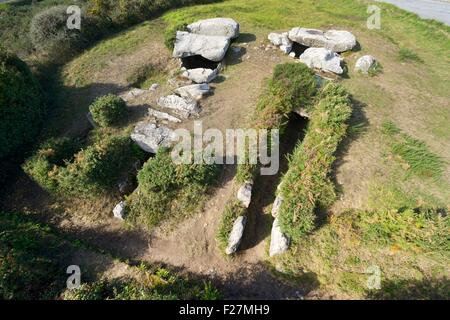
xmin=291 ymin=42 xmax=309 ymax=58
xmin=181 ymin=55 xmax=220 ymax=70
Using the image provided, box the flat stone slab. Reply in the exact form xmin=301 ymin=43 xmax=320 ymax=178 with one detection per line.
xmin=288 ymin=28 xmax=356 ymax=52
xmin=187 ymin=18 xmax=239 ymax=39
xmin=148 ymin=108 xmax=181 ymax=123
xmin=157 ymin=95 xmax=200 ymax=118
xmin=175 ymin=83 xmax=211 ymax=101
xmin=131 ymin=122 xmax=177 ymax=153
xmin=173 ymin=31 xmax=231 ymax=62
xmin=182 ymin=68 xmax=219 ymax=84
xmin=299 ymin=47 xmax=343 ymax=74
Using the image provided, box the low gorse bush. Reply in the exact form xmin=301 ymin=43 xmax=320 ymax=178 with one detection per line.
xmin=0 ymin=47 xmax=45 ymax=185
xmin=24 ymin=135 xmax=140 ymax=198
xmin=89 ymin=94 xmax=126 ymax=127
xmin=128 ymin=148 xmax=219 ymax=228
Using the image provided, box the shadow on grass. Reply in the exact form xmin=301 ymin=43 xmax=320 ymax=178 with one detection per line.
xmin=366 ymin=277 xmax=450 ymax=300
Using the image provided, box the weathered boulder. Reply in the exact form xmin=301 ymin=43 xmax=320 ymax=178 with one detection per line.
xmin=268 ymin=32 xmax=293 ymax=54
xmin=299 ymin=48 xmax=343 ymax=74
xmin=271 ymin=195 xmax=283 ymax=218
xmin=123 ymin=87 xmax=147 ymax=101
xmin=148 ymin=108 xmax=181 ymax=123
xmin=173 ymin=31 xmax=230 ymax=62
xmin=237 ymin=180 xmax=253 ymax=208
xmin=187 ymin=18 xmax=239 ymax=39
xmin=149 ymin=83 xmax=159 ymax=91
xmin=225 ymin=215 xmax=247 ymax=255
xmin=113 ymin=201 xmax=126 ymax=220
xmin=175 ymin=83 xmax=211 ymax=101
xmin=182 ymin=68 xmax=218 ymax=84
xmin=355 ymin=55 xmax=376 ymax=74
xmin=131 ymin=122 xmax=177 ymax=153
xmin=288 ymin=28 xmax=356 ymax=52
xmin=157 ymin=95 xmax=200 ymax=118
xmin=269 ymin=217 xmax=290 ymax=257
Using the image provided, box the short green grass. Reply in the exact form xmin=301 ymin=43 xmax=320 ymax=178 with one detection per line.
xmin=382 ymin=121 xmax=446 ymax=179
xmin=398 ymin=47 xmax=424 ymax=63
xmin=274 ymin=207 xmax=450 ymax=299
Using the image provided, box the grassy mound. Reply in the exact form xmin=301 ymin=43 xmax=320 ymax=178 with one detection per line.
xmin=278 ymin=83 xmax=352 ymax=241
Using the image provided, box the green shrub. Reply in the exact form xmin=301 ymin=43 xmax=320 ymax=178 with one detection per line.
xmin=129 ymin=148 xmax=219 ymax=228
xmin=0 ymin=212 xmax=66 ymax=300
xmin=164 ymin=22 xmax=188 ymax=51
xmin=57 ymin=136 xmax=135 ymax=197
xmin=23 ymin=137 xmax=81 ymax=192
xmin=278 ymin=83 xmax=352 ymax=241
xmin=29 ymin=5 xmax=87 ymax=60
xmin=216 ymin=200 xmax=246 ymax=253
xmin=89 ymin=94 xmax=126 ymax=127
xmin=0 ymin=48 xmax=45 ymax=161
xmin=137 ymin=148 xmax=178 ymax=192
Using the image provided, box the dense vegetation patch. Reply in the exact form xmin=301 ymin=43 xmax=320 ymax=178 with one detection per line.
xmin=127 ymin=148 xmax=219 ymax=228
xmin=89 ymin=94 xmax=126 ymax=127
xmin=274 ymin=207 xmax=449 ymax=299
xmin=0 ymin=212 xmax=67 ymax=300
xmin=0 ymin=47 xmax=45 ymax=185
xmin=236 ymin=63 xmax=317 ymax=183
xmin=277 ymin=83 xmax=352 ymax=241
xmin=24 ymin=135 xmax=143 ymax=198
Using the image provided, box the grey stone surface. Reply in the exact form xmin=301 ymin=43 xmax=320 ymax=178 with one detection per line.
xmin=237 ymin=180 xmax=253 ymax=208
xmin=355 ymin=55 xmax=377 ymax=74
xmin=187 ymin=18 xmax=239 ymax=39
xmin=173 ymin=31 xmax=230 ymax=62
xmin=131 ymin=122 xmax=177 ymax=153
xmin=113 ymin=201 xmax=126 ymax=220
xmin=225 ymin=216 xmax=247 ymax=255
xmin=182 ymin=68 xmax=218 ymax=84
xmin=269 ymin=217 xmax=290 ymax=257
xmin=268 ymin=32 xmax=293 ymax=54
xmin=157 ymin=95 xmax=200 ymax=118
xmin=148 ymin=108 xmax=182 ymax=123
xmin=288 ymin=28 xmax=356 ymax=52
xmin=175 ymin=83 xmax=211 ymax=101
xmin=299 ymin=47 xmax=343 ymax=74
